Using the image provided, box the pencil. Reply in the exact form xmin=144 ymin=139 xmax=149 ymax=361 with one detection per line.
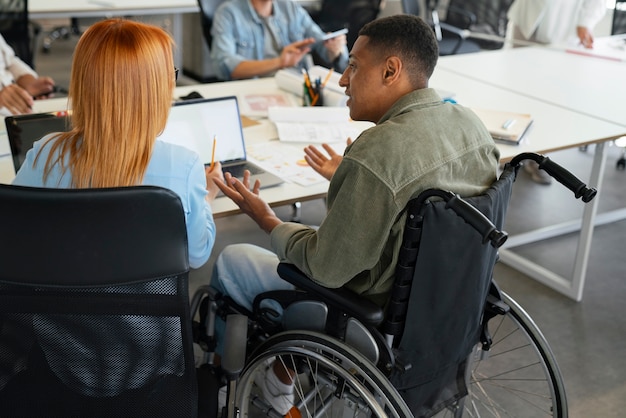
xmin=210 ymin=135 xmax=217 ymax=171
xmin=302 ymin=69 xmax=317 ymax=105
xmin=321 ymin=68 xmax=334 ymax=88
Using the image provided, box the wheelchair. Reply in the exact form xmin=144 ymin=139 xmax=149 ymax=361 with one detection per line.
xmin=192 ymin=152 xmax=596 ymax=418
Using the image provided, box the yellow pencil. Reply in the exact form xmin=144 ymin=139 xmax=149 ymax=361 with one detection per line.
xmin=210 ymin=135 xmax=217 ymax=171
xmin=321 ymin=68 xmax=334 ymax=88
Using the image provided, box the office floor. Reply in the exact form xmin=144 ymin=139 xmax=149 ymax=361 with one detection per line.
xmin=34 ymin=24 xmax=626 ymax=418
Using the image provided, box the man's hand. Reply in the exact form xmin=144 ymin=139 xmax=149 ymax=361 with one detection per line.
xmin=279 ymin=38 xmax=315 ymax=68
xmin=0 ymin=84 xmax=34 ymax=114
xmin=214 ymin=170 xmax=282 ymax=233
xmin=323 ymin=34 xmax=347 ymax=61
xmin=304 ymin=138 xmax=352 ymax=181
xmin=18 ymin=75 xmax=55 ymax=99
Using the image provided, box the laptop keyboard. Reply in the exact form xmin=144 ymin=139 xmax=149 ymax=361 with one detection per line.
xmin=223 ymin=163 xmax=263 ymax=178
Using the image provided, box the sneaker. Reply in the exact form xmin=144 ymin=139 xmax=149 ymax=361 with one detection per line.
xmin=218 ymin=385 xmax=227 ymax=411
xmin=524 ymin=160 xmax=552 ymax=185
xmin=254 ymin=364 xmax=295 ymax=415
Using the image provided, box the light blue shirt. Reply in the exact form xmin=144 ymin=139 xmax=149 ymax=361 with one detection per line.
xmin=210 ymin=0 xmax=349 ymax=80
xmin=13 ymin=136 xmax=216 ymax=269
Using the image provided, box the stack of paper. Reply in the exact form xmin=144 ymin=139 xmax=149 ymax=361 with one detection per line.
xmin=268 ymin=106 xmax=374 ymax=143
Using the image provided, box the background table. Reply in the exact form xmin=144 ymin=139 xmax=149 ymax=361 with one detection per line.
xmin=29 ymin=0 xmax=200 ymax=70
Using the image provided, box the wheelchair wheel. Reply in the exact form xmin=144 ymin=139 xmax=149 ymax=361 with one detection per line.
xmin=234 ymin=330 xmax=412 ymax=417
xmin=435 ymin=291 xmax=568 ymax=418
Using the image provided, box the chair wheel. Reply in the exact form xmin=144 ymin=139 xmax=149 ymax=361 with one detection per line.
xmin=616 ymin=158 xmax=625 ymax=170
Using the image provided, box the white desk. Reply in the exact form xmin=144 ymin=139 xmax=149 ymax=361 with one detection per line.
xmin=0 ymin=78 xmax=331 ymax=218
xmin=2 ymin=73 xmax=623 ymax=300
xmin=29 ymin=0 xmax=200 ymax=70
xmin=435 ymin=42 xmax=626 ymax=301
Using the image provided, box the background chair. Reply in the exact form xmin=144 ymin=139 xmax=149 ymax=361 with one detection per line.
xmin=0 ymin=185 xmax=205 ymax=417
xmin=401 ymin=0 xmax=482 ymax=55
xmin=441 ymin=0 xmax=515 ymax=50
xmin=198 ymin=0 xmax=229 ymax=51
xmin=612 ymin=0 xmax=626 ymax=35
xmin=41 ymin=17 xmax=82 ymax=53
xmin=0 ymin=0 xmax=39 ymax=68
xmin=312 ymin=0 xmax=384 ymax=50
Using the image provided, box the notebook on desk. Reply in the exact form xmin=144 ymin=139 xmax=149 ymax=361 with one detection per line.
xmin=5 ymin=111 xmax=70 ymax=173
xmin=470 ymin=108 xmax=534 ymax=145
xmin=159 ymin=96 xmax=284 ymax=189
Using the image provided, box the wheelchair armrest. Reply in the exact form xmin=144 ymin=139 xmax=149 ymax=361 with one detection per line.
xmin=277 ymin=263 xmax=384 ymax=327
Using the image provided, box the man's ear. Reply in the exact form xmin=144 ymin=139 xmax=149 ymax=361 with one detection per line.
xmin=382 ymin=56 xmax=402 ymax=84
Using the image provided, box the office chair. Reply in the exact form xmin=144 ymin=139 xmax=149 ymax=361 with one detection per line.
xmin=401 ymin=0 xmax=482 ymax=55
xmin=0 ymin=185 xmax=207 ymax=417
xmin=198 ymin=0 xmax=229 ymax=51
xmin=612 ymin=0 xmax=626 ymax=35
xmin=312 ymin=0 xmax=384 ymax=50
xmin=442 ymin=0 xmax=514 ymax=50
xmin=0 ymin=0 xmax=40 ymax=68
xmin=41 ymin=17 xmax=82 ymax=53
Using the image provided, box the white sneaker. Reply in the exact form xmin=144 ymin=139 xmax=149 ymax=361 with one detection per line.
xmin=524 ymin=160 xmax=552 ymax=185
xmin=218 ymin=385 xmax=227 ymax=412
xmin=254 ymin=364 xmax=295 ymax=415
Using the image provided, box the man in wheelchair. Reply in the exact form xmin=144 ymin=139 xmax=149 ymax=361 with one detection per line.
xmin=212 ymin=14 xmax=500 ymax=416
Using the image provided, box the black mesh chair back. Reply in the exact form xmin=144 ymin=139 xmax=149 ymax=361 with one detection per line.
xmin=313 ymin=0 xmax=383 ymax=49
xmin=385 ymin=165 xmax=516 ymax=415
xmin=0 ymin=185 xmax=197 ymax=417
xmin=401 ymin=0 xmax=483 ymax=55
xmin=445 ymin=0 xmax=514 ymax=49
xmin=613 ymin=0 xmax=626 ymax=35
xmin=0 ymin=0 xmax=36 ymax=68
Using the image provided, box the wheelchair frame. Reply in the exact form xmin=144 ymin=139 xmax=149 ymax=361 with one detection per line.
xmin=192 ymin=152 xmax=594 ymax=417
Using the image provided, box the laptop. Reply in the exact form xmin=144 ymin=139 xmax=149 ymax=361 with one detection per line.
xmin=5 ymin=111 xmax=70 ymax=173
xmin=159 ymin=96 xmax=284 ymax=189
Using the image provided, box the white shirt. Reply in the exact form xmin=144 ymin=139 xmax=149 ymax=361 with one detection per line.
xmin=0 ymin=34 xmax=38 ymax=116
xmin=508 ymin=0 xmax=606 ymax=44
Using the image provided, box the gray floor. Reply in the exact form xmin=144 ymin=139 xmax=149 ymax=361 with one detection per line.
xmin=33 ymin=24 xmax=626 ymax=418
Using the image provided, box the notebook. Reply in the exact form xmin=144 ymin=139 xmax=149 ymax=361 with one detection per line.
xmin=159 ymin=96 xmax=284 ymax=189
xmin=470 ymin=108 xmax=534 ymax=145
xmin=5 ymin=111 xmax=70 ymax=173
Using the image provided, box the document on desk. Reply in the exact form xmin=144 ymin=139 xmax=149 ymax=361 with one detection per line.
xmin=564 ymin=36 xmax=626 ymax=62
xmin=268 ymin=106 xmax=374 ymax=144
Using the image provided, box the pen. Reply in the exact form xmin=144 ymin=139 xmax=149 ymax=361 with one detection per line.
xmin=502 ymin=119 xmax=516 ymax=130
xmin=210 ymin=135 xmax=217 ymax=171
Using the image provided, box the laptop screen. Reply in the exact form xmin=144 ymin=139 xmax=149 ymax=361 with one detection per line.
xmin=158 ymin=96 xmax=247 ymax=166
xmin=5 ymin=112 xmax=69 ymax=173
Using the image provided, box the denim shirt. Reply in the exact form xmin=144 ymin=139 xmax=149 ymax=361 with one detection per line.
xmin=210 ymin=0 xmax=349 ymax=80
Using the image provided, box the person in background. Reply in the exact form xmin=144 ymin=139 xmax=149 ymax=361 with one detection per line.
xmin=210 ymin=0 xmax=349 ymax=80
xmin=11 ymin=18 xmax=223 ymax=396
xmin=212 ymin=14 xmax=500 ymax=415
xmin=507 ymin=0 xmax=606 ymax=184
xmin=0 ymin=34 xmax=55 ymax=116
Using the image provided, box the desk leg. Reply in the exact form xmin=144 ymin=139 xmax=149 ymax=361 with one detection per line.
xmin=499 ymin=142 xmax=608 ymax=301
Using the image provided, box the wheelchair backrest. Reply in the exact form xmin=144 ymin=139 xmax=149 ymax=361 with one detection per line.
xmin=389 ymin=164 xmax=517 ymax=415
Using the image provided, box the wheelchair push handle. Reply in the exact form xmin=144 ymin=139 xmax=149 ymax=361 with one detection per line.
xmin=509 ymin=153 xmax=597 ymax=202
xmin=445 ymin=193 xmax=508 ymax=248
xmin=416 ymin=189 xmax=508 ymax=248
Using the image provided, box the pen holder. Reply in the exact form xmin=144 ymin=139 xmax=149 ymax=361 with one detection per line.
xmin=303 ymin=82 xmax=324 ymax=107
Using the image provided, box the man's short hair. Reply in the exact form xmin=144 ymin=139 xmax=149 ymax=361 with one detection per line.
xmin=359 ymin=14 xmax=439 ymax=85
